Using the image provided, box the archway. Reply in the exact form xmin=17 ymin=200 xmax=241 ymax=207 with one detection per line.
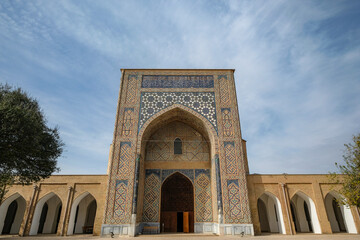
xmin=161 ymin=173 xmax=194 ymax=233
xmin=29 ymin=193 xmax=62 ymax=235
xmin=257 ymin=192 xmax=286 ymax=234
xmin=290 ymin=192 xmax=321 ymax=233
xmin=324 ymin=192 xmax=357 ymax=233
xmin=67 ymin=192 xmax=97 ymax=235
xmin=0 ymin=193 xmax=26 ymax=235
xmin=257 ymin=199 xmax=269 ymax=232
xmin=138 ymin=105 xmax=218 ymax=157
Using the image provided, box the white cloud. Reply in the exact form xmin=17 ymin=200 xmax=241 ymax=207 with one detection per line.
xmin=0 ymin=0 xmax=359 ymax=174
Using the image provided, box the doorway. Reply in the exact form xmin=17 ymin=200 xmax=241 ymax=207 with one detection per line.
xmin=160 ymin=173 xmax=194 ymax=233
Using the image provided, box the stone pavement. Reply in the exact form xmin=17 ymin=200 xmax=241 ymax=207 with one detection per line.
xmin=0 ymin=234 xmax=359 ymax=240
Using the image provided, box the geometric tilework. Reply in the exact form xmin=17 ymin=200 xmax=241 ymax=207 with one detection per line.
xmin=221 ymin=108 xmax=233 ymax=137
xmin=114 ymin=180 xmax=128 ymax=218
xmin=219 ymin=75 xmax=230 ymax=105
xmin=141 ymin=75 xmax=214 ymax=88
xmin=122 ymin=108 xmax=134 ymax=136
xmin=227 ymin=179 xmax=241 ymax=219
xmin=224 ymin=142 xmax=238 ymax=175
xmin=161 ymin=169 xmax=194 ymax=183
xmin=145 ymin=121 xmax=210 ymax=162
xmin=118 ymin=142 xmax=131 ymax=176
xmin=104 ymin=140 xmax=135 ymax=224
xmin=142 ymin=169 xmax=214 ymax=223
xmin=139 ymin=92 xmax=217 ymax=133
xmin=142 ymin=170 xmax=161 ymax=222
xmin=126 ymin=75 xmax=137 ymax=104
xmin=195 ymin=169 xmax=213 ymax=222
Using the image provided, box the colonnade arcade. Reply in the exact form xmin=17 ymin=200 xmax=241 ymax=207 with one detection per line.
xmin=256 ymin=190 xmax=358 ymax=234
xmin=0 ymin=191 xmax=98 ymax=236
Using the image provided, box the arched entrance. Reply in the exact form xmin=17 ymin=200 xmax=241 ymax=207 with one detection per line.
xmin=0 ymin=193 xmax=26 ymax=235
xmin=161 ymin=173 xmax=194 ymax=233
xmin=290 ymin=192 xmax=321 ymax=234
xmin=257 ymin=192 xmax=286 ymax=234
xmin=324 ymin=192 xmax=357 ymax=233
xmin=29 ymin=193 xmax=62 ymax=235
xmin=67 ymin=192 xmax=97 ymax=235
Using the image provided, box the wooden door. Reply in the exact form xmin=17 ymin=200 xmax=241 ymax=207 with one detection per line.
xmin=161 ymin=211 xmax=177 ymax=232
xmin=183 ymin=212 xmax=189 ymax=233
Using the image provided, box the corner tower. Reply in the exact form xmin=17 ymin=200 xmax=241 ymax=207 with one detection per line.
xmin=102 ymin=69 xmax=253 ymax=236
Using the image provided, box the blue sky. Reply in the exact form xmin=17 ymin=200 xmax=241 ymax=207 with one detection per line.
xmin=1 ymin=0 xmax=359 ymax=174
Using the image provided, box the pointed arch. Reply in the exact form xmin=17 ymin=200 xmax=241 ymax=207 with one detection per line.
xmin=174 ymin=138 xmax=182 ymax=154
xmin=161 ymin=172 xmax=194 ymax=233
xmin=0 ymin=193 xmax=26 ymax=235
xmin=257 ymin=192 xmax=286 ymax=234
xmin=137 ymin=104 xmax=218 ymax=155
xmin=290 ymin=191 xmax=321 ymax=234
xmin=162 ymin=171 xmax=194 ymax=185
xmin=29 ymin=192 xmax=62 ymax=235
xmin=324 ymin=191 xmax=357 ymax=234
xmin=67 ymin=192 xmax=97 ymax=235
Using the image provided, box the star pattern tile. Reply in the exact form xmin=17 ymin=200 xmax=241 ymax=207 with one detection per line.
xmin=139 ymin=92 xmax=217 ymax=132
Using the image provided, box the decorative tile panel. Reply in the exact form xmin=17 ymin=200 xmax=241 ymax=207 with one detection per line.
xmin=105 ymin=141 xmax=135 ymax=224
xmin=142 ymin=169 xmax=161 ymax=222
xmin=221 ymin=108 xmax=233 ymax=137
xmin=195 ymin=169 xmax=213 ymax=222
xmin=224 ymin=142 xmax=238 ymax=175
xmin=219 ymin=75 xmax=230 ymax=105
xmin=122 ymin=108 xmax=134 ymax=136
xmin=114 ymin=180 xmax=128 ymax=218
xmin=126 ymin=75 xmax=137 ymax=104
xmin=141 ymin=75 xmax=214 ymax=88
xmin=161 ymin=169 xmax=194 ymax=183
xmin=117 ymin=142 xmax=131 ymax=176
xmin=227 ymin=180 xmax=241 ymax=219
xmin=139 ymin=92 xmax=217 ymax=132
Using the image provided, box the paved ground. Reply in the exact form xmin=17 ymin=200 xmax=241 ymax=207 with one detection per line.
xmin=1 ymin=233 xmax=360 ymax=240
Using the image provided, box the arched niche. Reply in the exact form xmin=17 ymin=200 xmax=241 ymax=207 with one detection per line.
xmin=138 ymin=104 xmax=218 ymax=157
xmin=67 ymin=192 xmax=97 ymax=235
xmin=160 ymin=172 xmax=194 ymax=233
xmin=257 ymin=192 xmax=286 ymax=234
xmin=0 ymin=193 xmax=26 ymax=235
xmin=137 ymin=105 xmax=219 ymax=228
xmin=290 ymin=191 xmax=321 ymax=234
xmin=29 ymin=193 xmax=62 ymax=235
xmin=145 ymin=121 xmax=210 ymax=163
xmin=324 ymin=191 xmax=357 ymax=234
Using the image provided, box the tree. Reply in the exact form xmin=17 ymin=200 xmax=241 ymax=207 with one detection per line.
xmin=0 ymin=84 xmax=64 ymax=203
xmin=331 ymin=134 xmax=360 ymax=208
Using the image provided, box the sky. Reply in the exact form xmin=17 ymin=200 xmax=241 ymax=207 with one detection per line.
xmin=0 ymin=0 xmax=359 ymax=175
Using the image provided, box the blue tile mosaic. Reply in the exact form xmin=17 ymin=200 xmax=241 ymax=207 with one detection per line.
xmin=227 ymin=179 xmax=239 ymax=187
xmin=161 ymin=169 xmax=194 ymax=183
xmin=139 ymin=92 xmax=218 ymax=133
xmin=141 ymin=75 xmax=214 ymax=88
xmin=145 ymin=169 xmax=161 ymax=178
xmin=195 ymin=169 xmax=210 ymax=178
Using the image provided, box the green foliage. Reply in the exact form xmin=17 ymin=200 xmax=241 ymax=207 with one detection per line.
xmin=0 ymin=84 xmax=64 ymax=203
xmin=331 ymin=134 xmax=360 ymax=207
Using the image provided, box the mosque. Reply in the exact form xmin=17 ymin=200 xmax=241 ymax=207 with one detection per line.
xmin=0 ymin=69 xmax=359 ymax=237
